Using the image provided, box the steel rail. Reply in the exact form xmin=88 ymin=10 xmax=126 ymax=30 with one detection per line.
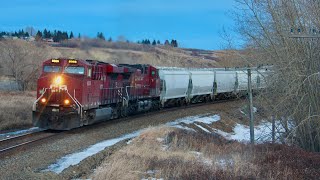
xmin=0 ymin=131 xmax=57 ymax=154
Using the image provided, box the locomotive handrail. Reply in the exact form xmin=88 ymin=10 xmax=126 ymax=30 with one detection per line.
xmin=68 ymin=89 xmax=83 ymax=118
xmin=125 ymin=86 xmax=134 ymax=100
xmin=100 ymin=87 xmax=123 ymax=90
xmin=32 ymin=88 xmax=83 ymax=117
xmin=32 ymin=88 xmax=49 ymax=111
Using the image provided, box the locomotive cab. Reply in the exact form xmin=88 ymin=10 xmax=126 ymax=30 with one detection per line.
xmin=33 ymin=58 xmax=91 ymax=130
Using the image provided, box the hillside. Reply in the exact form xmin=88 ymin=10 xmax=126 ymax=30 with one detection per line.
xmin=0 ymin=39 xmax=246 ymax=77
xmin=0 ymin=39 xmax=249 ymax=91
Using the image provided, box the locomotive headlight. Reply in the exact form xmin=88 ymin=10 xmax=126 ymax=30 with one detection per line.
xmin=41 ymin=98 xmax=46 ymax=103
xmin=64 ymin=99 xmax=70 ymax=105
xmin=54 ymin=76 xmax=63 ymax=85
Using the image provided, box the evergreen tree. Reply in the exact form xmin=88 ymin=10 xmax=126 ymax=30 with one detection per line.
xmin=108 ymin=37 xmax=112 ymax=42
xmin=18 ymin=29 xmax=23 ymax=37
xmin=170 ymin=39 xmax=178 ymax=47
xmin=78 ymin=33 xmax=81 ymax=39
xmin=53 ymin=30 xmax=57 ymax=40
xmin=47 ymin=30 xmax=52 ymax=38
xmin=170 ymin=39 xmax=174 ymax=47
xmin=164 ymin=39 xmax=170 ymax=46
xmin=175 ymin=40 xmax=179 ymax=47
xmin=35 ymin=30 xmax=42 ymax=41
xmin=69 ymin=31 xmax=74 ymax=39
xmin=0 ymin=31 xmax=6 ymax=38
xmin=53 ymin=30 xmax=62 ymax=42
xmin=97 ymin=32 xmax=105 ymax=40
xmin=157 ymin=40 xmax=160 ymax=44
xmin=43 ymin=29 xmax=48 ymax=38
xmin=62 ymin=31 xmax=68 ymax=40
xmin=152 ymin=40 xmax=156 ymax=45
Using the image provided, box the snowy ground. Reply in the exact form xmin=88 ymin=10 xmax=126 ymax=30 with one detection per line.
xmin=168 ymin=114 xmax=285 ymax=143
xmin=45 ymin=113 xmax=285 ymax=174
xmin=0 ymin=127 xmax=42 ymax=140
xmin=44 ymin=131 xmax=141 ymax=173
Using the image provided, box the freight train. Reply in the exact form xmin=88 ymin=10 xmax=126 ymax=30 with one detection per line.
xmin=32 ymin=58 xmax=270 ymax=130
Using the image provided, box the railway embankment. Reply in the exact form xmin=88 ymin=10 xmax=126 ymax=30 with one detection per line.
xmin=0 ymin=100 xmax=247 ymax=179
xmin=1 ymin=100 xmax=319 ymax=179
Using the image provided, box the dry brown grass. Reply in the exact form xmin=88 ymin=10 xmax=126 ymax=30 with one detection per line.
xmin=93 ymin=126 xmax=320 ymax=180
xmin=0 ymin=91 xmax=35 ymax=131
xmin=54 ymin=46 xmax=220 ymax=68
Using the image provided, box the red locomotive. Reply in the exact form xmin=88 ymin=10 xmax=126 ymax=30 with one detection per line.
xmin=32 ymin=58 xmax=160 ymax=130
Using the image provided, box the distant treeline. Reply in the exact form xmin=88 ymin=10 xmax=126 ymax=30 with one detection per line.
xmin=0 ymin=28 xmax=179 ymax=47
xmin=0 ymin=29 xmax=29 ymax=38
xmin=137 ymin=39 xmax=178 ymax=47
xmin=35 ymin=29 xmax=75 ymax=42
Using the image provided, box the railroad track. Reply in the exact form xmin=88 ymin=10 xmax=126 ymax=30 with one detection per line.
xmin=0 ymin=131 xmax=57 ymax=155
xmin=0 ymin=98 xmax=239 ymax=156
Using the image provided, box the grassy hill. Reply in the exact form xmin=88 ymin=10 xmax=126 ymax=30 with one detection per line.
xmin=0 ymin=39 xmax=249 ymax=91
xmin=0 ymin=39 xmax=248 ymax=77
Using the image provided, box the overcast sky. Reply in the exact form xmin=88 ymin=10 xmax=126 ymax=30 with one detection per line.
xmin=0 ymin=0 xmax=237 ymax=50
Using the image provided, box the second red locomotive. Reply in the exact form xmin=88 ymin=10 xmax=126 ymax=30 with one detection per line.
xmin=32 ymin=58 xmax=160 ymax=130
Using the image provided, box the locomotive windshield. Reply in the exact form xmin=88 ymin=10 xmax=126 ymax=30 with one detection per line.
xmin=43 ymin=65 xmax=61 ymax=73
xmin=64 ymin=66 xmax=85 ymax=75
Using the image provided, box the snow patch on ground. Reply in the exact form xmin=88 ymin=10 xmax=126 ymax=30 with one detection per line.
xmin=253 ymin=107 xmax=257 ymax=113
xmin=166 ymin=114 xmax=220 ymax=129
xmin=165 ymin=114 xmax=285 ymax=144
xmin=214 ymin=158 xmax=234 ymax=169
xmin=126 ymin=139 xmax=133 ymax=145
xmin=174 ymin=114 xmax=221 ymax=125
xmin=141 ymin=170 xmax=163 ymax=180
xmin=240 ymin=106 xmax=257 ymax=115
xmin=156 ymin=138 xmax=164 ymax=142
xmin=216 ymin=121 xmax=285 ymax=143
xmin=190 ymin=151 xmax=202 ymax=157
xmin=170 ymin=124 xmax=196 ymax=132
xmin=190 ymin=151 xmax=213 ymax=166
xmin=194 ymin=124 xmax=211 ymax=133
xmin=0 ymin=127 xmax=41 ymax=139
xmin=44 ymin=113 xmax=286 ymax=174
xmin=161 ymin=144 xmax=169 ymax=151
xmin=45 ymin=131 xmax=141 ymax=174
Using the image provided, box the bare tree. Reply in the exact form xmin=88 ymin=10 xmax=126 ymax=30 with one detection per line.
xmin=233 ymin=0 xmax=320 ymax=151
xmin=0 ymin=40 xmax=44 ymax=91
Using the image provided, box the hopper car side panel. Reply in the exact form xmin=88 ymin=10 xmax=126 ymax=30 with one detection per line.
xmin=159 ymin=70 xmax=190 ymax=101
xmin=189 ymin=71 xmax=215 ymax=97
xmin=215 ymin=71 xmax=237 ymax=93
